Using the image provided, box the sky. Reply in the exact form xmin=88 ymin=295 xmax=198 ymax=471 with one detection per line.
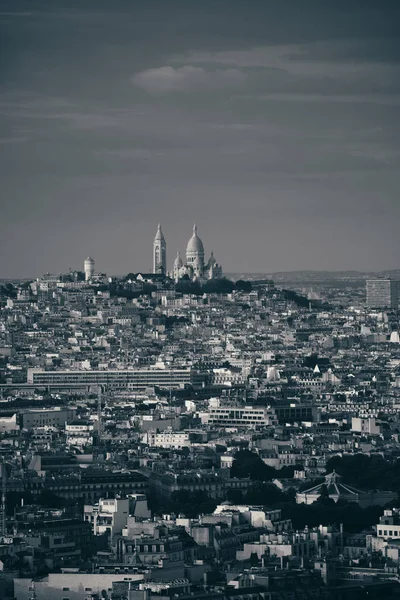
xmin=1 ymin=0 xmax=400 ymax=277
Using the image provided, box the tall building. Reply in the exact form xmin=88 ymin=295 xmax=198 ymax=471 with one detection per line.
xmin=84 ymin=256 xmax=95 ymax=281
xmin=153 ymin=224 xmax=166 ymax=274
xmin=366 ymin=278 xmax=398 ymax=309
xmin=172 ymin=224 xmax=223 ymax=281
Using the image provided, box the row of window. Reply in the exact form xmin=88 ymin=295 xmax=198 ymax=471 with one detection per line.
xmin=378 ymin=529 xmax=400 ymax=537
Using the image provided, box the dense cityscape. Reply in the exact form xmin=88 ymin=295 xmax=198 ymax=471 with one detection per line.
xmin=0 ymin=225 xmax=399 ymax=599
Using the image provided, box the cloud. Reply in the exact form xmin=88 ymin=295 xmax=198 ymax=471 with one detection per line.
xmin=236 ymin=92 xmax=400 ymax=106
xmin=132 ymin=65 xmax=245 ymax=93
xmin=171 ymin=43 xmax=400 ymax=88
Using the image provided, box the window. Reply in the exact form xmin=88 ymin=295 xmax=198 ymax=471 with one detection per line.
xmin=63 ymin=588 xmax=70 ymax=592
xmin=85 ymin=588 xmax=92 ymax=592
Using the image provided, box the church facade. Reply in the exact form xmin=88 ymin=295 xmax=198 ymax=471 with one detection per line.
xmin=153 ymin=224 xmax=223 ymax=281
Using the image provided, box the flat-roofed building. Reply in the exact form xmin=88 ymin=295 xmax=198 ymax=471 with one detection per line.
xmin=199 ymin=405 xmax=277 ymax=428
xmin=20 ymin=407 xmax=76 ymax=429
xmin=27 ymin=367 xmax=192 ymax=390
xmin=366 ymin=278 xmax=398 ymax=309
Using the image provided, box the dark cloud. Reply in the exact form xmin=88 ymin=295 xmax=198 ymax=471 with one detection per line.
xmin=0 ymin=0 xmax=399 ymax=276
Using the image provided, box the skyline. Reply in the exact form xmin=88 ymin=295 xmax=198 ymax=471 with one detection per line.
xmin=1 ymin=0 xmax=400 ymax=277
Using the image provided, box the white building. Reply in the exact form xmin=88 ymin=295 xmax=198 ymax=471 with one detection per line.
xmin=351 ymin=417 xmax=381 ymax=435
xmin=0 ymin=414 xmax=19 ymax=433
xmin=84 ymin=256 xmax=95 ymax=281
xmin=199 ymin=406 xmax=277 ymax=428
xmin=172 ymin=224 xmax=223 ymax=281
xmin=213 ymin=505 xmax=290 ymax=532
xmin=141 ymin=430 xmax=191 ymax=449
xmin=27 ymin=367 xmax=192 ymax=390
xmin=84 ymin=497 xmax=129 ymax=537
xmin=65 ymin=420 xmax=95 ymax=449
xmin=377 ymin=509 xmax=400 ymax=540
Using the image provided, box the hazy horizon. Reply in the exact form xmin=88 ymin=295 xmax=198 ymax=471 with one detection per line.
xmin=1 ymin=0 xmax=399 ymax=277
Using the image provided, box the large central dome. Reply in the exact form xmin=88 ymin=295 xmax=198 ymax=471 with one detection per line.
xmin=186 ymin=224 xmax=204 ymax=256
xmin=186 ymin=224 xmax=205 ymax=274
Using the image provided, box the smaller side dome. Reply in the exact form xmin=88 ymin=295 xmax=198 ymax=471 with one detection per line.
xmin=174 ymin=251 xmax=183 ymax=268
xmin=207 ymin=251 xmax=216 ymax=268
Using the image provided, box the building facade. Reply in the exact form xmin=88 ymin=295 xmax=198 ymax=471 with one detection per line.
xmin=366 ymin=278 xmax=398 ymax=309
xmin=27 ymin=367 xmax=192 ymax=390
xmin=199 ymin=406 xmax=278 ymax=428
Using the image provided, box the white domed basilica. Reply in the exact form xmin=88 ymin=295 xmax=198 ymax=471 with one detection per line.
xmin=153 ymin=224 xmax=223 ymax=281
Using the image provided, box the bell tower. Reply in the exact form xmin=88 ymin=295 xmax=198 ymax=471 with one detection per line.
xmin=153 ymin=224 xmax=166 ymax=274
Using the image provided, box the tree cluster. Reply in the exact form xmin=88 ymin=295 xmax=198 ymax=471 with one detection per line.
xmin=279 ymin=498 xmax=383 ymax=533
xmin=327 ymin=454 xmax=400 ymax=494
xmin=151 ymin=490 xmax=217 ymax=518
xmin=175 ymin=278 xmax=253 ymax=296
xmin=0 ymin=283 xmax=17 ymax=298
xmin=282 ymin=289 xmax=331 ymax=311
xmin=230 ymin=450 xmax=301 ymax=482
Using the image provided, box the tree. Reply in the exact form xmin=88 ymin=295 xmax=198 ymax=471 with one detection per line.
xmin=244 ymin=482 xmax=285 ymax=506
xmin=0 ymin=284 xmax=17 ymax=298
xmin=326 ymin=454 xmax=400 ymax=494
xmin=202 ymin=278 xmax=234 ymax=294
xmin=234 ymin=280 xmax=253 ymax=293
xmin=249 ymin=552 xmax=259 ymax=566
xmin=231 ymin=450 xmax=276 ymax=482
xmin=175 ymin=279 xmax=202 ymax=295
xmin=315 ymin=485 xmax=335 ymax=506
xmin=168 ymin=490 xmax=217 ymax=518
xmin=226 ymin=489 xmax=244 ymax=504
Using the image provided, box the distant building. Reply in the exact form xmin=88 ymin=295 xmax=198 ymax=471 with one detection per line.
xmin=142 ymin=430 xmax=191 ymax=449
xmin=366 ymin=278 xmax=398 ymax=309
xmin=149 ymin=469 xmax=251 ymax=500
xmin=14 ymin=506 xmax=93 ymax=565
xmin=46 ymin=470 xmax=148 ymax=502
xmin=27 ymin=367 xmax=192 ymax=390
xmin=351 ymin=417 xmax=380 ymax=435
xmin=168 ymin=224 xmax=223 ymax=281
xmin=377 ymin=509 xmax=400 ymax=540
xmin=84 ymin=497 xmax=129 ymax=537
xmin=153 ymin=224 xmax=167 ymax=274
xmin=84 ymin=256 xmax=95 ymax=281
xmin=199 ymin=406 xmax=277 ymax=428
xmin=153 ymin=225 xmax=222 ymax=281
xmin=271 ymin=401 xmax=319 ymax=424
xmin=65 ymin=420 xmax=95 ymax=449
xmin=20 ymin=407 xmax=76 ymax=429
xmin=14 ymin=572 xmax=145 ymax=600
